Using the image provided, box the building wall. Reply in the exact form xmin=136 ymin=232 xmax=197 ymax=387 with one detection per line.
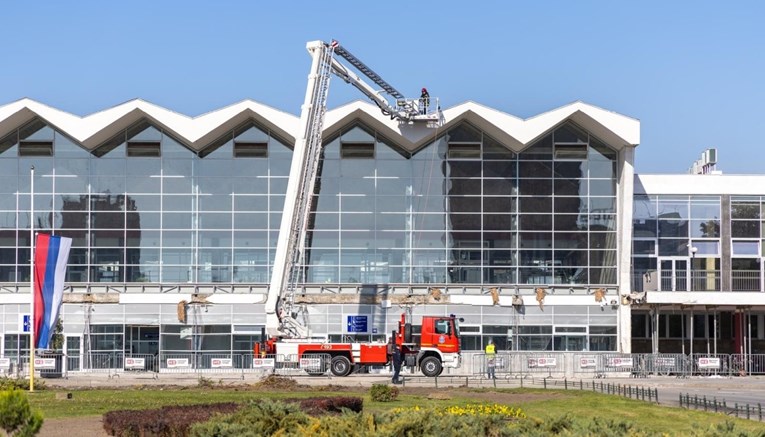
xmin=0 ymin=113 xmax=630 ymax=356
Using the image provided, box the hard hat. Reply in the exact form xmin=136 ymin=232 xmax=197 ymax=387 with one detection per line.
xmin=422 ymin=87 xmax=427 ymax=92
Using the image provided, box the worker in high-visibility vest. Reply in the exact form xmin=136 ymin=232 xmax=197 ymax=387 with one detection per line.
xmin=485 ymin=338 xmax=496 ymax=379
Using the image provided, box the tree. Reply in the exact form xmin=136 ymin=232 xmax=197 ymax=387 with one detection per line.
xmin=0 ymin=389 xmax=43 ymax=436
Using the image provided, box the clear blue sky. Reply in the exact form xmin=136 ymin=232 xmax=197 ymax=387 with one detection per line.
xmin=2 ymin=1 xmax=763 ymax=174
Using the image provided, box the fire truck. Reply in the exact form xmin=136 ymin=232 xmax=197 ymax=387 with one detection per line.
xmin=256 ymin=41 xmax=462 ymax=377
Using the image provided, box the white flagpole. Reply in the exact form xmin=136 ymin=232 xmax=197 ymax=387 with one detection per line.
xmin=29 ymin=166 xmax=35 ymax=392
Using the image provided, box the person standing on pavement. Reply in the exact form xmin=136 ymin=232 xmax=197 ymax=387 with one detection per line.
xmin=392 ymin=343 xmax=403 ymax=384
xmin=485 ymin=338 xmax=496 ymax=379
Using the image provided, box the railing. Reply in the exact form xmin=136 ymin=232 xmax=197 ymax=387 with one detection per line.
xmin=680 ymin=393 xmax=764 ymax=421
xmin=636 ymin=269 xmax=737 ymax=292
xmin=731 ymin=270 xmax=761 ymax=291
xmin=689 ymin=270 xmax=721 ymax=291
xmin=466 ymin=352 xmax=765 ymax=379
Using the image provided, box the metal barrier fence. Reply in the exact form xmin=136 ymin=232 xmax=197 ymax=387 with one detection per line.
xmin=3 ymin=352 xmax=764 ymax=378
xmin=680 ymin=393 xmax=764 ymax=422
xmin=467 ymin=352 xmax=765 ymax=379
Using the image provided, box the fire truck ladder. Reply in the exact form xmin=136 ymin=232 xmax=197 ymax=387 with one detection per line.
xmin=330 ymin=42 xmax=437 ymax=122
xmin=266 ymin=41 xmax=335 ymax=338
xmin=266 ymin=40 xmax=441 ymax=339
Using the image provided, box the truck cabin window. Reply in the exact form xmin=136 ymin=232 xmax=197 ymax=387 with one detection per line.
xmin=435 ymin=320 xmax=451 ymax=335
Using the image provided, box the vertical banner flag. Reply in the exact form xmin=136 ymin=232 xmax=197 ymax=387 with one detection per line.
xmin=33 ymin=234 xmax=72 ymax=349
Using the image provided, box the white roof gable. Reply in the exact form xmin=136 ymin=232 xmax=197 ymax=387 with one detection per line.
xmin=0 ymin=98 xmax=639 ymax=153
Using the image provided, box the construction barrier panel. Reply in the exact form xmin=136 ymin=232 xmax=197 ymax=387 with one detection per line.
xmin=521 ymin=353 xmax=565 ymax=377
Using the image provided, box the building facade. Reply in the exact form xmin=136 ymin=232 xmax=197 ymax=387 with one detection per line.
xmin=1 ymin=97 xmax=758 ymax=366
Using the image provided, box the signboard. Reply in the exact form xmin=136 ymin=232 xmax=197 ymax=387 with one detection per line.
xmin=252 ymin=358 xmax=275 ymax=369
xmin=300 ymin=357 xmax=323 ymax=372
xmin=346 ymin=315 xmax=368 ymax=333
xmin=125 ymin=357 xmax=146 ymax=369
xmin=20 ymin=314 xmax=31 ymax=333
xmin=0 ymin=358 xmax=11 ymax=369
xmin=606 ymin=357 xmax=633 ymax=368
xmin=697 ymin=357 xmax=721 ymax=369
xmin=211 ymin=358 xmax=233 ymax=368
xmin=528 ymin=357 xmax=557 ymax=368
xmin=579 ymin=357 xmax=598 ymax=368
xmin=166 ymin=358 xmax=190 ymax=368
xmin=34 ymin=358 xmax=56 ymax=369
xmin=654 ymin=357 xmax=676 ymax=368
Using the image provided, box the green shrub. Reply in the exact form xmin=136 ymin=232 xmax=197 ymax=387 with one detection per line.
xmin=689 ymin=420 xmax=762 ymax=437
xmin=190 ymin=399 xmax=696 ymax=437
xmin=0 ymin=378 xmax=45 ymax=391
xmin=0 ymin=389 xmax=44 ymax=437
xmin=369 ymin=384 xmax=399 ymax=402
xmin=190 ymin=399 xmax=312 ymax=437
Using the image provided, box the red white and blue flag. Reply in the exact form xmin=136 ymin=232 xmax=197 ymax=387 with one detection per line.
xmin=33 ymin=234 xmax=72 ymax=349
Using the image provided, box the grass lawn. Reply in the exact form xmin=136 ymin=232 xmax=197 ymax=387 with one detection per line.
xmin=25 ymin=384 xmax=765 ymax=435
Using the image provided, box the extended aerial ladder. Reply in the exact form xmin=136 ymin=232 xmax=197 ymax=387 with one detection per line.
xmin=265 ymin=40 xmax=440 ymax=338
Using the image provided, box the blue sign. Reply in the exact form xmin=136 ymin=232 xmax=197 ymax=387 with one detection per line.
xmin=22 ymin=315 xmax=31 ymax=333
xmin=346 ymin=315 xmax=368 ymax=333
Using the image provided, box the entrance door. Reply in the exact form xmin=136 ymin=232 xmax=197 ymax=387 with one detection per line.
xmin=65 ymin=336 xmax=82 ymax=372
xmin=659 ymin=258 xmax=689 ymax=291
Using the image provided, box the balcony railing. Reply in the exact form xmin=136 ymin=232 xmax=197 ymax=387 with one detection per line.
xmin=731 ymin=270 xmax=761 ymax=292
xmin=633 ymin=270 xmax=721 ymax=292
xmin=633 ymin=270 xmax=764 ymax=292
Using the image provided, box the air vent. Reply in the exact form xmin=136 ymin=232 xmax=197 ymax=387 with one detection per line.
xmin=341 ymin=142 xmax=374 ymax=159
xmin=234 ymin=142 xmax=268 ymax=158
xmin=19 ymin=141 xmax=53 ymax=156
xmin=554 ymin=144 xmax=587 ymax=160
xmin=127 ymin=141 xmax=161 ymax=157
xmin=448 ymin=143 xmax=480 ymax=159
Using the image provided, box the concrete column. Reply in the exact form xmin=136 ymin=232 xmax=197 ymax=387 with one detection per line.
xmin=617 ymin=146 xmax=636 ymax=353
xmin=721 ymin=195 xmax=731 ymax=291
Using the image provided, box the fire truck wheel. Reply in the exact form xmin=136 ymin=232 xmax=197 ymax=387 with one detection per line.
xmin=420 ymin=356 xmax=442 ymax=377
xmin=330 ymin=356 xmax=352 ymax=377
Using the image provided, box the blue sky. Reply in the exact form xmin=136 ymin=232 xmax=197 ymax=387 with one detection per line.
xmin=2 ymin=1 xmax=763 ymax=174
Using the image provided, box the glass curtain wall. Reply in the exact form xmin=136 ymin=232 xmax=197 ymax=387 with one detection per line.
xmin=306 ymin=122 xmax=618 ymax=285
xmin=0 ymin=118 xmax=291 ymax=284
xmin=0 ymin=117 xmax=618 ymax=287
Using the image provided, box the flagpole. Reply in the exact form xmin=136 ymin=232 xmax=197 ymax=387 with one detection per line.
xmin=29 ymin=166 xmax=35 ymax=392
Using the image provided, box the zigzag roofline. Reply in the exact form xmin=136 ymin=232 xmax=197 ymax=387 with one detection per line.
xmin=0 ymin=98 xmax=640 ymax=153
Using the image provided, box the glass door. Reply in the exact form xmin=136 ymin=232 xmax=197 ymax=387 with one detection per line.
xmin=65 ymin=335 xmax=81 ymax=372
xmin=659 ymin=258 xmax=690 ymax=291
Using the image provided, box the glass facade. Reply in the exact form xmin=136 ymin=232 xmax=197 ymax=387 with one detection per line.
xmin=632 ymin=194 xmax=765 ymax=292
xmin=632 ymin=195 xmax=722 ymax=292
xmin=306 ymin=122 xmax=618 ymax=286
xmin=0 ymin=118 xmax=619 ymax=287
xmin=0 ymin=118 xmax=292 ymax=284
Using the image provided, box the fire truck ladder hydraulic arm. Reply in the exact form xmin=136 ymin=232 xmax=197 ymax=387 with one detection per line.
xmin=265 ymin=40 xmax=439 ymax=338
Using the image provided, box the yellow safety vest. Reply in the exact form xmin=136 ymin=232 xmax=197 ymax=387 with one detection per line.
xmin=485 ymin=343 xmax=495 ymax=355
